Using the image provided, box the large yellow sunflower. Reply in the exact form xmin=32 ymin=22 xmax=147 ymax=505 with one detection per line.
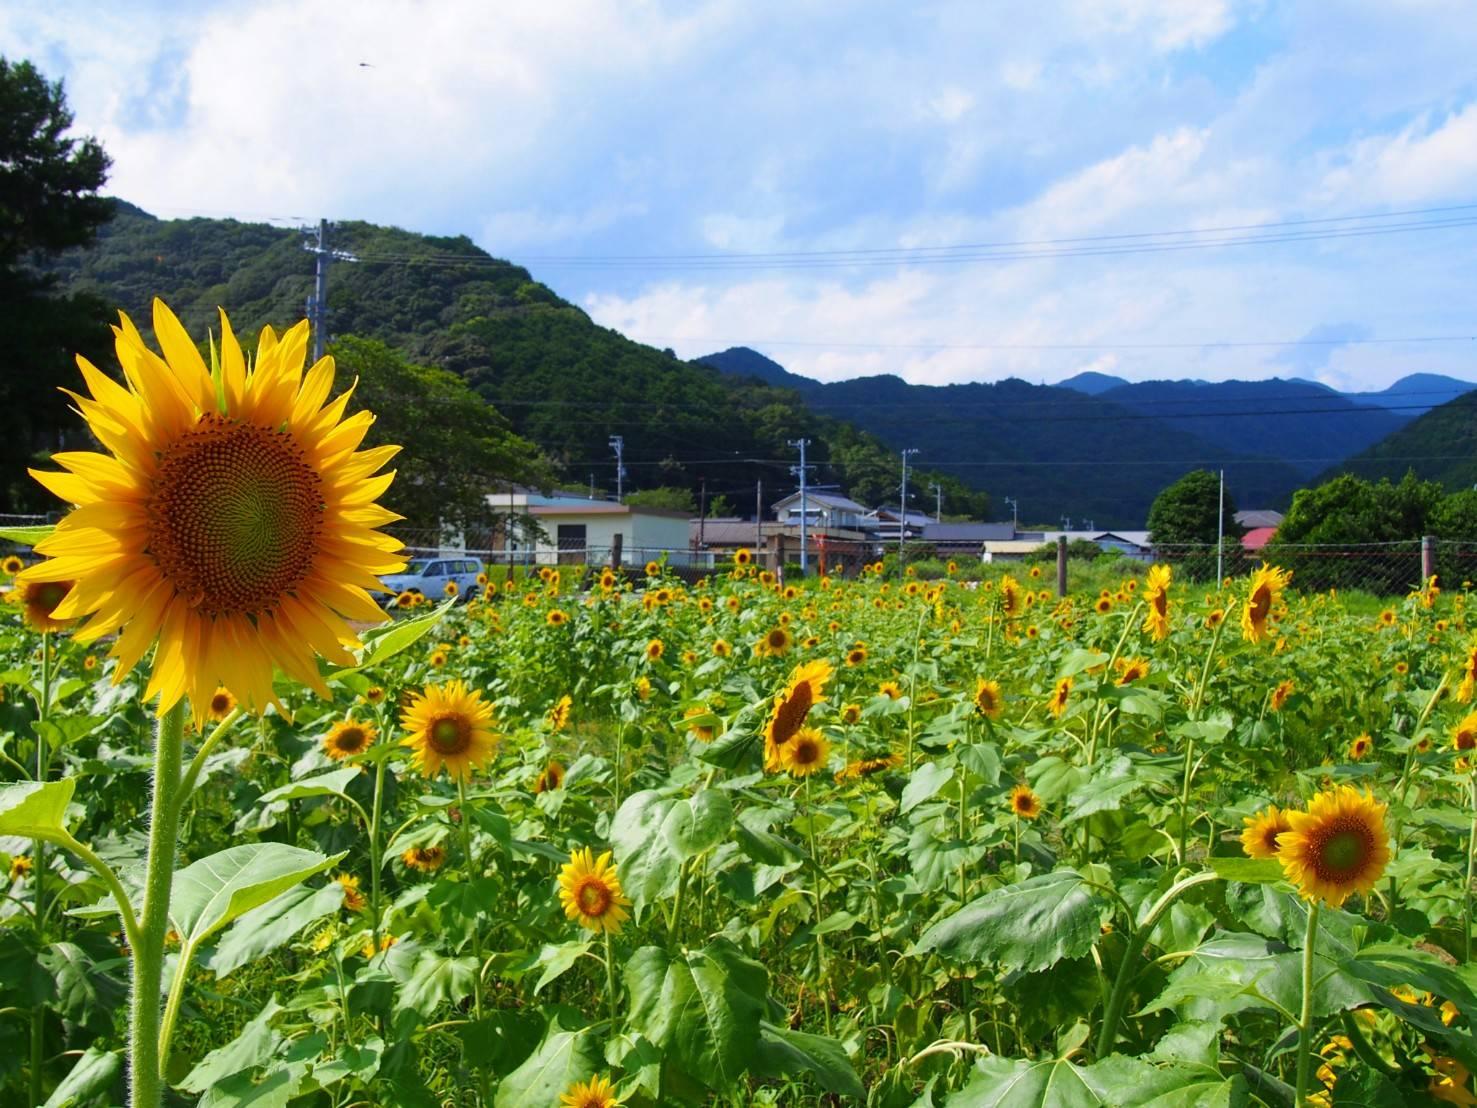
xmin=557 ymin=848 xmax=631 ymax=933
xmin=763 ymin=659 xmax=832 ymax=770
xmin=1142 ymin=564 xmax=1171 ymax=641
xmin=323 ymin=718 xmax=376 ymax=760
xmin=18 ymin=301 xmax=403 ymax=719
xmin=560 ymin=1074 xmax=621 ymax=1108
xmin=1242 ymin=563 xmax=1293 ymax=644
xmin=1008 ymin=784 xmax=1042 ymax=820
xmin=399 ymin=680 xmax=499 ymax=781
xmin=1277 ymin=786 xmax=1390 ymax=908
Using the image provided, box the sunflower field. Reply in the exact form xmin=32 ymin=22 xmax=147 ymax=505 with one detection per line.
xmin=4 ymin=307 xmax=1477 ymax=1107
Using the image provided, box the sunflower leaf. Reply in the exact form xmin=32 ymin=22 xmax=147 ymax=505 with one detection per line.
xmin=0 ymin=524 xmax=54 ymax=546
xmin=169 ymin=844 xmax=346 ymax=948
xmin=0 ymin=778 xmax=76 ymax=838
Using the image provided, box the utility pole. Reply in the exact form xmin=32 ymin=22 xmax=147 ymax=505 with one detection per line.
xmin=301 ymin=219 xmax=356 ymax=363
xmin=899 ymin=448 xmax=920 ymax=574
xmin=755 ymin=480 xmax=763 ymax=566
xmin=1004 ymin=496 xmax=1019 ymax=532
xmin=698 ymin=477 xmax=707 ymax=549
xmin=608 ymin=436 xmax=626 ymax=502
xmin=1216 ymin=469 xmax=1225 ymax=583
xmin=789 ymin=438 xmax=811 ymax=575
xmin=929 ymin=482 xmax=943 ymax=522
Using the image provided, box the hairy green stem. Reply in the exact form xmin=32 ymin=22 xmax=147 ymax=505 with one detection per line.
xmin=30 ymin=630 xmax=52 ymax=1107
xmin=603 ymin=930 xmax=618 ymax=1028
xmin=455 ymin=777 xmax=485 ymax=1022
xmin=1466 ymin=775 xmax=1477 ymax=964
xmin=1095 ymin=870 xmax=1218 ymax=1060
xmin=131 ymin=700 xmax=185 ymax=1107
xmin=370 ymin=757 xmax=387 ymax=953
xmin=1293 ymin=903 xmax=1321 ymax=1106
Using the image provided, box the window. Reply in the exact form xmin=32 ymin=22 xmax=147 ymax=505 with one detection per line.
xmin=557 ymin=524 xmax=587 ymax=565
xmin=425 ymin=562 xmax=446 ymax=577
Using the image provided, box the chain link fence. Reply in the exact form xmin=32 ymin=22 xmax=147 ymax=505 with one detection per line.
xmin=1152 ymin=539 xmax=1477 ymax=596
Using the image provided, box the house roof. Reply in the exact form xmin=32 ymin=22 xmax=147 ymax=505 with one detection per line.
xmin=1242 ymin=526 xmax=1277 ymax=551
xmin=771 ymin=490 xmax=869 ymax=513
xmin=528 ymin=502 xmax=690 ymax=520
xmin=921 ymin=522 xmax=1016 ymax=542
xmin=1235 ymin=509 xmax=1285 ymax=529
xmin=867 ymin=507 xmax=934 ymax=526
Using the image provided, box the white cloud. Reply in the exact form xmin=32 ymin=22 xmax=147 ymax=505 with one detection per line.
xmin=1319 ymin=102 xmax=1477 ymax=206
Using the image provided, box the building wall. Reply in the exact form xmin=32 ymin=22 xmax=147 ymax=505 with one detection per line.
xmin=531 ymin=512 xmax=697 ymax=566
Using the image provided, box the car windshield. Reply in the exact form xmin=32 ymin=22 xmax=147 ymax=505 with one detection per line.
xmin=405 ymin=559 xmax=430 ymax=575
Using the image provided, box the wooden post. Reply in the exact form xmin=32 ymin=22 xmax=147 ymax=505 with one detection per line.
xmin=1422 ymin=534 xmax=1436 ymax=583
xmin=1056 ymin=535 xmax=1068 ymax=598
xmin=611 ymin=532 xmax=623 ymax=569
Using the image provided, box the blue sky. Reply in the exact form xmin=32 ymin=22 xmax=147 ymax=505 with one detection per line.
xmin=7 ymin=0 xmax=1477 ymax=390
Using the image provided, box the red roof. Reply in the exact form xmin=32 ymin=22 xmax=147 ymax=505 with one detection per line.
xmin=1242 ymin=526 xmax=1277 ymax=551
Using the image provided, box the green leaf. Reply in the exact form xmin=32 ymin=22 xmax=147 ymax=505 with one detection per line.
xmin=1058 ymin=649 xmax=1110 ymax=679
xmin=0 ymin=524 xmax=54 ymax=545
xmin=913 ymin=869 xmax=1113 ymax=974
xmin=170 ymin=844 xmax=345 ymax=947
xmin=396 ymin=950 xmax=478 ymax=1016
xmin=533 ymin=940 xmax=591 ymax=995
xmin=493 ymin=1021 xmax=603 ymax=1108
xmin=901 ymin=761 xmax=955 ymax=815
xmin=179 ymin=999 xmax=285 ymax=1093
xmin=754 ymin=1022 xmax=864 ymax=1098
xmin=1060 ymin=756 xmax=1153 ymax=824
xmin=0 ymin=777 xmax=76 ymax=837
xmin=1206 ymin=857 xmax=1284 ymax=885
xmin=207 ymin=882 xmax=344 ymax=979
xmin=43 ymin=1045 xmax=121 ymax=1108
xmin=610 ymin=789 xmax=681 ymax=911
xmin=41 ymin=939 xmax=124 ymax=1033
xmin=949 ymin=1054 xmax=1244 ymax=1108
xmin=346 ymin=597 xmax=456 ymax=673
xmin=255 ymin=768 xmax=362 ymax=806
xmin=663 ymin=789 xmax=734 ymax=859
xmin=625 ymin=937 xmax=769 ymax=1088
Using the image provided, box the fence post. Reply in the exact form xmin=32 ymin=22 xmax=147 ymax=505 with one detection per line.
xmin=1422 ymin=534 xmax=1436 ymax=583
xmin=1056 ymin=535 xmax=1068 ymax=598
xmin=610 ymin=533 xmax=623 ymax=568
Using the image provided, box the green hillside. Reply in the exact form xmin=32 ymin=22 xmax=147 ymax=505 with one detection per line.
xmin=1333 ymin=391 xmax=1477 ymax=488
xmin=42 ymin=202 xmax=986 ymax=520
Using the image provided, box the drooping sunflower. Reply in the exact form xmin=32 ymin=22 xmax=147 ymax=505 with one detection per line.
xmin=1 ymin=555 xmax=24 ymax=576
xmin=1242 ymin=563 xmax=1293 ymax=644
xmin=1269 ymin=679 xmax=1294 ymax=713
xmin=534 ymin=760 xmax=566 ymax=793
xmin=973 ymin=678 xmax=1004 ymax=720
xmin=879 ymin=680 xmax=903 ymax=700
xmin=834 ymin=752 xmax=902 ymax=782
xmin=205 ymin=686 xmax=237 ymax=721
xmin=780 ymin=727 xmax=829 ymax=777
xmin=644 ymin=638 xmax=664 ymax=662
xmin=683 ymin=705 xmax=716 ymax=742
xmin=323 ymin=718 xmax=377 ymax=760
xmin=17 ymin=301 xmax=404 ymax=719
xmin=364 ymin=685 xmax=386 ymax=705
xmin=395 ymin=590 xmax=419 ymax=609
xmin=19 ymin=579 xmax=76 ymax=633
xmin=1204 ymin=608 xmax=1224 ymax=629
xmin=1048 ymin=676 xmax=1073 ymax=718
xmin=399 ymin=680 xmax=499 ymax=782
xmin=1454 ymin=712 xmax=1477 ymax=752
xmin=560 ymin=1074 xmax=621 ymax=1108
xmin=1115 ymin=657 xmax=1150 ymax=686
xmin=763 ymin=659 xmax=832 ymax=770
xmin=1348 ymin=733 xmax=1373 ymax=761
xmin=557 ymin=848 xmax=631 ymax=933
xmin=634 ymin=676 xmax=652 ymax=701
xmin=999 ymin=574 xmax=1022 ymax=618
xmin=1277 ymin=786 xmax=1390 ymax=908
xmin=336 ymin=873 xmax=367 ymax=913
xmin=1240 ymin=804 xmax=1292 ymax=859
xmin=1008 ymin=784 xmax=1042 ymax=820
xmin=546 ymin=694 xmax=573 ymax=732
xmin=1142 ymin=564 xmax=1171 ymax=641
xmin=401 ymin=844 xmax=447 ymax=872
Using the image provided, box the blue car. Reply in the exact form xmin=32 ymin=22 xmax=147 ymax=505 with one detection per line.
xmin=380 ymin=555 xmax=484 ymax=605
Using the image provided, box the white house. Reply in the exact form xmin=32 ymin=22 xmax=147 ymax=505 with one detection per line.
xmin=770 ymin=490 xmax=870 ymax=531
xmin=485 ymin=489 xmax=695 ymax=566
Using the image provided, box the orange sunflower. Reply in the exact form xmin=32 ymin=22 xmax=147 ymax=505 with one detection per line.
xmin=1008 ymin=784 xmax=1042 ymax=820
xmin=1277 ymin=787 xmax=1390 ymax=908
xmin=17 ymin=301 xmax=403 ymax=720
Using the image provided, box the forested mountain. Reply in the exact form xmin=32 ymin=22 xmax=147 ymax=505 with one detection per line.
xmin=1331 ymin=391 xmax=1477 ymax=489
xmin=45 ymin=202 xmax=987 ymax=520
xmin=1344 ymin=373 xmax=1476 ymax=416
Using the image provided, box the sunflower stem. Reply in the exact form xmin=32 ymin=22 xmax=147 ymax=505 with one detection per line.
xmin=455 ymin=776 xmax=485 ymax=1022
xmin=131 ymin=699 xmax=185 ymax=1108
xmin=1465 ymin=774 xmax=1477 ymax=964
xmin=1293 ymin=902 xmax=1321 ymax=1107
xmin=370 ymin=757 xmax=387 ymax=955
xmin=803 ymin=774 xmax=832 ymax=1036
xmin=29 ymin=630 xmax=52 ymax=1108
xmin=603 ymin=929 xmax=618 ymax=1028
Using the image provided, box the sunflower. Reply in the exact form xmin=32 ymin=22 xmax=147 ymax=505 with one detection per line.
xmin=644 ymin=561 xmax=660 ymax=577
xmin=206 ymin=686 xmax=237 ymax=721
xmin=324 ymin=718 xmax=376 ymax=760
xmin=9 ymin=855 xmax=33 ymax=880
xmin=763 ymin=659 xmax=832 ymax=770
xmin=845 ymin=644 xmax=867 ymax=666
xmin=364 ymin=685 xmax=386 ymax=705
xmin=1348 ymin=733 xmax=1372 ymax=761
xmin=395 ymin=590 xmax=418 ymax=609
xmin=973 ymin=678 xmax=1004 ymax=720
xmin=1204 ymin=608 xmax=1224 ymax=629
xmin=1142 ymin=564 xmax=1171 ymax=641
xmin=19 ymin=579 xmax=75 ymax=633
xmin=560 ymin=1074 xmax=621 ymax=1108
xmin=756 ymin=626 xmax=792 ymax=657
xmin=834 ymin=752 xmax=901 ymax=781
xmin=683 ymin=705 xmax=716 ymax=742
xmin=401 ymin=844 xmax=447 ymax=872
xmin=1269 ymin=679 xmax=1294 ymax=712
xmin=839 ymin=702 xmax=861 ymax=725
xmin=83 ymin=654 xmax=97 ymax=671
xmin=1430 ymin=1057 xmax=1477 ymax=1106
xmin=1094 ymin=596 xmax=1113 ymax=615
xmin=1 ymin=555 xmax=23 ymax=576
xmin=399 ymin=680 xmax=499 ymax=782
xmin=534 ymin=760 xmax=566 ymax=793
xmin=1242 ymin=563 xmax=1293 ymax=644
xmin=712 ymin=638 xmax=732 ymax=658
xmin=999 ymin=574 xmax=1022 ymax=618
xmin=336 ymin=873 xmax=367 ymax=913
xmin=557 ymin=848 xmax=631 ymax=933
xmin=1394 ymin=660 xmax=1409 ymax=676
xmin=17 ymin=301 xmax=404 ymax=720
xmin=1378 ymin=608 xmax=1397 ymax=628
xmin=428 ymin=649 xmax=448 ymax=668
xmin=547 ymin=609 xmax=569 ymax=627
xmin=1008 ymin=784 xmax=1042 ymax=820
xmin=1048 ymin=676 xmax=1073 ymax=718
xmin=1240 ymin=804 xmax=1292 ymax=859
xmin=634 ymin=676 xmax=652 ymax=701
xmin=546 ymin=694 xmax=572 ymax=732
xmin=598 ymin=569 xmax=617 ymax=591
xmin=780 ymin=728 xmax=829 ymax=777
xmin=1278 ymin=786 xmax=1390 ymax=908
xmin=644 ymin=638 xmax=664 ymax=662
xmin=1115 ymin=657 xmax=1149 ymax=686
xmin=879 ymin=680 xmax=903 ymax=700
xmin=1455 ymin=711 xmax=1477 ymax=752
xmin=443 ymin=580 xmax=459 ymax=598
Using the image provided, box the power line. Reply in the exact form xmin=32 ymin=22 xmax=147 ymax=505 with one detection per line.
xmin=656 ymin=334 xmax=1476 ymax=352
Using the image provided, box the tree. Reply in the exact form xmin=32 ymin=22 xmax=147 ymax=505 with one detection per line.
xmin=329 ymin=336 xmax=553 ymax=534
xmin=0 ymin=57 xmax=114 ymax=511
xmin=623 ymin=486 xmax=697 ymax=513
xmin=1271 ymin=471 xmax=1442 ymax=546
xmin=1147 ymin=470 xmax=1241 ymax=547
